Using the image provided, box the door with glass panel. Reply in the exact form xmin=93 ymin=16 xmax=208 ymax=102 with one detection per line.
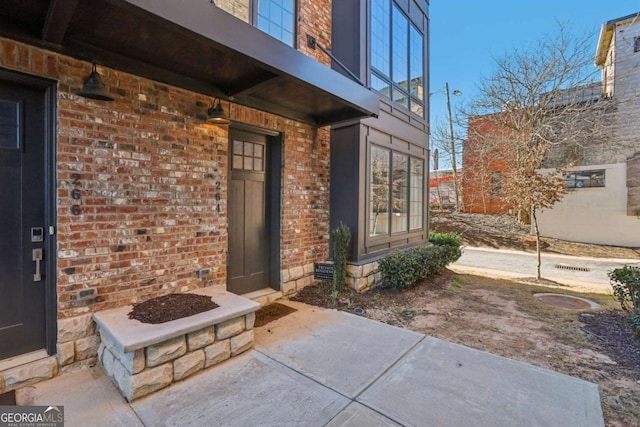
xmin=228 ymin=130 xmax=270 ymax=294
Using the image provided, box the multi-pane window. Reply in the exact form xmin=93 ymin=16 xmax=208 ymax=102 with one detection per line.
xmin=233 ymin=140 xmax=265 ymax=171
xmin=565 ymin=170 xmax=605 ymax=189
xmin=369 ymin=145 xmax=424 ymax=237
xmin=370 ymin=0 xmax=425 ymax=117
xmin=214 ymin=0 xmax=295 ymax=46
xmin=490 ymin=172 xmax=502 ymax=195
xmin=257 ymin=0 xmax=294 ymax=46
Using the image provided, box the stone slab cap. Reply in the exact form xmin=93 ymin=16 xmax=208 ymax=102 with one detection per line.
xmin=93 ymin=287 xmax=260 ymax=353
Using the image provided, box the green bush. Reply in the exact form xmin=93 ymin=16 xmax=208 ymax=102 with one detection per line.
xmin=609 ymin=266 xmax=640 ymax=335
xmin=378 ymin=232 xmax=462 ymax=290
xmin=331 ymin=222 xmax=351 ymax=295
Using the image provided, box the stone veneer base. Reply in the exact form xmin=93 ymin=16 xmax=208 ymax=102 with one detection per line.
xmin=93 ymin=287 xmax=260 ymax=402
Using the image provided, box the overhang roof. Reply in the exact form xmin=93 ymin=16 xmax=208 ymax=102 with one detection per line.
xmin=0 ymin=0 xmax=379 ymax=126
xmin=595 ymin=12 xmax=640 ymax=67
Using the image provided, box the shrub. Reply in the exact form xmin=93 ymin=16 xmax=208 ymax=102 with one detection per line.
xmin=609 ymin=266 xmax=640 ymax=335
xmin=331 ymin=222 xmax=351 ymax=295
xmin=378 ymin=233 xmax=462 ymax=290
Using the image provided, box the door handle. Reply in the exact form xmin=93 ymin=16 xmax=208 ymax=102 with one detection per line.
xmin=33 ymin=248 xmax=43 ymax=282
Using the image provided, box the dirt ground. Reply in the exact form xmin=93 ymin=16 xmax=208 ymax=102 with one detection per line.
xmin=431 ymin=211 xmax=640 ymax=259
xmin=292 ymin=213 xmax=640 ymax=426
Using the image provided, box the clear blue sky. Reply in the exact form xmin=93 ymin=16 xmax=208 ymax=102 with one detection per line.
xmin=429 ymin=0 xmax=640 ymax=136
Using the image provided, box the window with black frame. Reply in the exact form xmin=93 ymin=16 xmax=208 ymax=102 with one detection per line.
xmin=369 ymin=145 xmax=424 ymax=237
xmin=565 ymin=170 xmax=605 ymax=189
xmin=214 ymin=0 xmax=295 ymax=46
xmin=370 ymin=0 xmax=425 ymax=117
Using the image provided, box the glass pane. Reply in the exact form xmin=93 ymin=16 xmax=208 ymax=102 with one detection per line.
xmin=370 ymin=145 xmax=390 ymax=237
xmin=392 ymin=153 xmax=408 ymax=233
xmin=409 ymin=25 xmax=424 ymax=101
xmin=233 ymin=155 xmax=243 ymax=169
xmin=257 ymin=0 xmax=295 ymax=46
xmin=0 ymin=100 xmax=19 ymax=149
xmin=244 ymin=156 xmax=253 ymax=170
xmin=590 ymin=171 xmax=605 ymax=187
xmin=254 ymin=158 xmax=263 ymax=171
xmin=410 ymin=158 xmax=424 ymax=230
xmin=243 ymin=142 xmax=253 ymax=157
xmin=254 ymin=144 xmax=264 ymax=158
xmin=371 ymin=73 xmax=391 ymax=98
xmin=233 ymin=140 xmax=243 ymax=155
xmin=391 ymin=5 xmax=408 ymax=89
xmin=410 ymin=101 xmax=424 ymax=117
xmin=214 ymin=0 xmax=250 ymax=23
xmin=370 ymin=0 xmax=390 ymax=77
xmin=392 ymin=88 xmax=408 ymax=108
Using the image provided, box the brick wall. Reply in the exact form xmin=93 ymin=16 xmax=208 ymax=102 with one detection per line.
xmin=462 ymin=114 xmax=513 ymax=214
xmin=298 ymin=0 xmax=332 ymax=65
xmin=0 ymin=38 xmax=330 ymax=320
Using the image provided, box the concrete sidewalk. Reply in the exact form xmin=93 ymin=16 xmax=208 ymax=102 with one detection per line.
xmin=17 ymin=301 xmax=604 ymax=426
xmin=453 ymin=246 xmax=640 ymax=293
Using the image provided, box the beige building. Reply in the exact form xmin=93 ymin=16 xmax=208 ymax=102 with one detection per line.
xmin=537 ymin=12 xmax=640 ymax=247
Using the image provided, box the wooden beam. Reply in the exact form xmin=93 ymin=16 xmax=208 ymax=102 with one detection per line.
xmin=42 ymin=0 xmax=80 ymax=44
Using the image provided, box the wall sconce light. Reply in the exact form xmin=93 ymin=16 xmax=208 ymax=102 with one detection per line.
xmin=77 ymin=64 xmax=114 ymax=101
xmin=206 ymin=98 xmax=231 ymax=125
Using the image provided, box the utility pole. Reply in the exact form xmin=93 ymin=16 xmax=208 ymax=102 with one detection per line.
xmin=445 ymin=82 xmax=461 ymax=212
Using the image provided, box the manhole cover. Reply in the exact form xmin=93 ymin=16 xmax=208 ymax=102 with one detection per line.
xmin=534 ymin=293 xmax=600 ymax=310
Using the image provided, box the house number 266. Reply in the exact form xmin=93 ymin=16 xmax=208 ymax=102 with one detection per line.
xmin=71 ymin=173 xmax=82 ymax=216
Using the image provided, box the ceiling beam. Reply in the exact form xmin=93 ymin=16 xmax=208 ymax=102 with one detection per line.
xmin=226 ymin=74 xmax=281 ymax=99
xmin=42 ymin=0 xmax=80 ymax=44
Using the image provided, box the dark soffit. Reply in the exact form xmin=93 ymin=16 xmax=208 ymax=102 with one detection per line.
xmin=0 ymin=0 xmax=379 ymax=126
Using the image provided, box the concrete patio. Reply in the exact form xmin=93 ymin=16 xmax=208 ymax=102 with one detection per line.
xmin=17 ymin=301 xmax=604 ymax=426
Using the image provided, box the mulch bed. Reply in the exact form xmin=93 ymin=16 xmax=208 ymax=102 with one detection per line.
xmin=581 ymin=311 xmax=640 ymax=376
xmin=254 ymin=303 xmax=297 ymax=328
xmin=128 ymin=293 xmax=219 ymax=324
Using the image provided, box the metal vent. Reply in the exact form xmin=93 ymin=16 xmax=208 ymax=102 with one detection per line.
xmin=554 ymin=263 xmax=591 ymax=272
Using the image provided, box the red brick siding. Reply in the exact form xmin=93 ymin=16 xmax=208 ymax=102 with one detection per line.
xmin=0 ymin=38 xmax=330 ymax=318
xmin=462 ymin=114 xmax=513 ymax=215
xmin=298 ymin=0 xmax=332 ymax=66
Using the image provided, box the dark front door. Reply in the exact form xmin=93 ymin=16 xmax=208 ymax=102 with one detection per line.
xmin=228 ymin=130 xmax=270 ymax=294
xmin=0 ymin=80 xmax=48 ymax=359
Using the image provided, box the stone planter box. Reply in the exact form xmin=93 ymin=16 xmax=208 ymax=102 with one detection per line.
xmin=93 ymin=287 xmax=260 ymax=402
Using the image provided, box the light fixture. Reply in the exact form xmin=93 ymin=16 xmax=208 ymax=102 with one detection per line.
xmin=206 ymin=98 xmax=231 ymax=125
xmin=77 ymin=63 xmax=114 ymax=101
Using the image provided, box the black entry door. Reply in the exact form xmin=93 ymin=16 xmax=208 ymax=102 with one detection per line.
xmin=228 ymin=130 xmax=270 ymax=294
xmin=0 ymin=80 xmax=48 ymax=359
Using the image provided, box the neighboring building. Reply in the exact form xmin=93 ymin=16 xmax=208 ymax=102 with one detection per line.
xmin=429 ymin=168 xmax=459 ymax=208
xmin=462 ymin=12 xmax=640 ymax=247
xmin=0 ymin=1 xmax=429 ymax=390
xmin=462 ymin=113 xmax=512 ymax=215
xmin=537 ymin=12 xmax=640 ymax=247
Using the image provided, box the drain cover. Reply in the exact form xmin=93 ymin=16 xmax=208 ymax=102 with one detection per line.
xmin=554 ymin=263 xmax=591 ymax=272
xmin=534 ymin=293 xmax=600 ymax=309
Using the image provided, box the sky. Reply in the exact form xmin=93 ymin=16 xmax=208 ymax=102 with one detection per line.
xmin=429 ymin=0 xmax=640 ymax=164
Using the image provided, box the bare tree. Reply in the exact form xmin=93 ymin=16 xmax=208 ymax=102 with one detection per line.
xmin=430 ymin=118 xmax=465 ymax=209
xmin=464 ymin=24 xmax=611 ymax=279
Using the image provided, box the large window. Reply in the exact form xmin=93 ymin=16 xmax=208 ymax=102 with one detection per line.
xmin=370 ymin=0 xmax=425 ymax=116
xmin=214 ymin=0 xmax=295 ymax=46
xmin=565 ymin=170 xmax=605 ymax=189
xmin=370 ymin=145 xmax=424 ymax=237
